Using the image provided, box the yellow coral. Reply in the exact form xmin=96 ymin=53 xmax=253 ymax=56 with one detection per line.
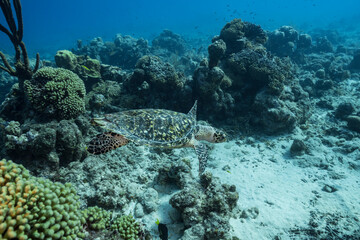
xmin=0 ymin=159 xmax=85 ymax=239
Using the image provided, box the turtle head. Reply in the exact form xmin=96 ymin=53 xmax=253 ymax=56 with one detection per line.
xmin=213 ymin=129 xmax=227 ymax=143
xmin=195 ymin=125 xmax=227 ymax=143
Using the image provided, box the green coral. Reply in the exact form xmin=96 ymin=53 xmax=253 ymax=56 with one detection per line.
xmin=110 ymin=214 xmax=141 ymax=240
xmin=82 ymin=206 xmax=111 ymax=231
xmin=24 ymin=67 xmax=86 ymax=119
xmin=0 ymin=159 xmax=85 ymax=239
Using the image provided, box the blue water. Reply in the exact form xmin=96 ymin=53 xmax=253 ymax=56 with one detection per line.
xmin=0 ymin=0 xmax=359 ymax=58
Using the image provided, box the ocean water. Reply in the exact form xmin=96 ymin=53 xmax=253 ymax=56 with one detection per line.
xmin=1 ymin=0 xmax=360 ymax=57
xmin=1 ymin=0 xmax=360 ymax=239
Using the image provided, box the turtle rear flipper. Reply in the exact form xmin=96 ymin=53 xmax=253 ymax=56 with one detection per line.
xmin=87 ymin=132 xmax=129 ymax=155
xmin=194 ymin=141 xmax=208 ymax=174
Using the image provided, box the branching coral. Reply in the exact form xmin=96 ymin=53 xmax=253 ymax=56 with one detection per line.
xmin=0 ymin=0 xmax=40 ymax=89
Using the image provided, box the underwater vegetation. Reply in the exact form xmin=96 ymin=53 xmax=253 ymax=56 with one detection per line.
xmin=1 ymin=0 xmax=360 ymax=239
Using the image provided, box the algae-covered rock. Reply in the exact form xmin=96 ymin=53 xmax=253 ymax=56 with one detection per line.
xmin=128 ymin=55 xmax=184 ymax=91
xmin=208 ymin=39 xmax=227 ymax=68
xmin=55 ymin=50 xmax=102 ymax=89
xmin=24 ymin=67 xmax=86 ymax=120
xmin=55 ymin=49 xmax=78 ymax=71
xmin=2 ymin=116 xmax=88 ymax=171
xmin=193 ymin=65 xmax=225 ymax=96
xmin=266 ymin=26 xmax=303 ymax=58
xmin=152 ymin=29 xmax=187 ymax=55
xmin=120 ymin=55 xmax=188 ymax=110
xmin=169 ymin=171 xmax=238 ymax=239
xmin=346 ymin=115 xmax=360 ymax=133
xmin=220 ymin=18 xmax=267 ymax=49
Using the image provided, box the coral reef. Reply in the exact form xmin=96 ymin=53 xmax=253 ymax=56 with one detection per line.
xmin=169 ymin=170 xmax=239 ymax=239
xmin=82 ymin=206 xmax=111 ymax=231
xmin=2 ymin=9 xmax=360 ymax=239
xmin=85 ymin=55 xmax=191 ymax=112
xmin=75 ymin=35 xmax=150 ymax=70
xmin=123 ymin=55 xmax=190 ymax=110
xmin=55 ymin=50 xmax=102 ymax=89
xmin=299 ymin=54 xmax=352 ymax=98
xmin=126 ymin=55 xmax=184 ymax=91
xmin=152 ymin=29 xmax=187 ymax=55
xmin=208 ymin=39 xmax=226 ymax=68
xmin=112 ymin=34 xmax=149 ymax=69
xmin=58 ymin=142 xmax=239 ymax=239
xmin=85 ymin=80 xmax=123 ymax=112
xmin=110 ymin=214 xmax=142 ymax=240
xmin=315 ymin=36 xmax=334 ymax=53
xmin=24 ymin=67 xmax=86 ymax=120
xmin=78 ymin=19 xmax=311 ymax=135
xmin=54 ymin=50 xmax=78 ymax=71
xmin=308 ymin=29 xmax=342 ymax=45
xmin=57 ymin=144 xmax=151 ymax=209
xmin=74 ymin=31 xmax=201 ymax=76
xmin=2 ymin=117 xmax=89 ymax=172
xmin=0 ymin=159 xmax=85 ymax=239
xmin=193 ymin=18 xmax=305 ymax=134
xmin=220 ymin=18 xmax=267 ymax=48
xmin=266 ymin=26 xmax=312 ymax=58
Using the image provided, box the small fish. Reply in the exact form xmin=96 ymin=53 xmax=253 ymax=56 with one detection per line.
xmin=226 ymin=170 xmax=231 ymax=174
xmin=82 ymin=65 xmax=90 ymax=71
xmin=156 ymin=219 xmax=168 ymax=240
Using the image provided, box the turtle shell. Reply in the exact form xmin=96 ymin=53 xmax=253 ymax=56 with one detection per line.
xmin=103 ymin=109 xmax=196 ymax=148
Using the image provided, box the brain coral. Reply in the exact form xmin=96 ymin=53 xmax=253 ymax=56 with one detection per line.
xmin=24 ymin=67 xmax=86 ymax=119
xmin=0 ymin=159 xmax=85 ymax=239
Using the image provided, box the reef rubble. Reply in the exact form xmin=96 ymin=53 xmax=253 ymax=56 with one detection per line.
xmin=1 ymin=13 xmax=360 ymax=239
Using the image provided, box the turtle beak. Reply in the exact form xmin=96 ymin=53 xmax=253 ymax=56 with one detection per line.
xmin=91 ymin=117 xmax=107 ymax=126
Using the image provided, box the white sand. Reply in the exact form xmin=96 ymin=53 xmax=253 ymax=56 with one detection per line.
xmin=207 ymin=134 xmax=360 ymax=239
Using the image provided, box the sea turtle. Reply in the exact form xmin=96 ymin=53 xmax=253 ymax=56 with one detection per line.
xmin=87 ymin=101 xmax=226 ymax=174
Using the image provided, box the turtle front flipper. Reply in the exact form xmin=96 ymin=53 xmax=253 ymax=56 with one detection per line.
xmin=194 ymin=141 xmax=209 ymax=174
xmin=87 ymin=132 xmax=129 ymax=155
